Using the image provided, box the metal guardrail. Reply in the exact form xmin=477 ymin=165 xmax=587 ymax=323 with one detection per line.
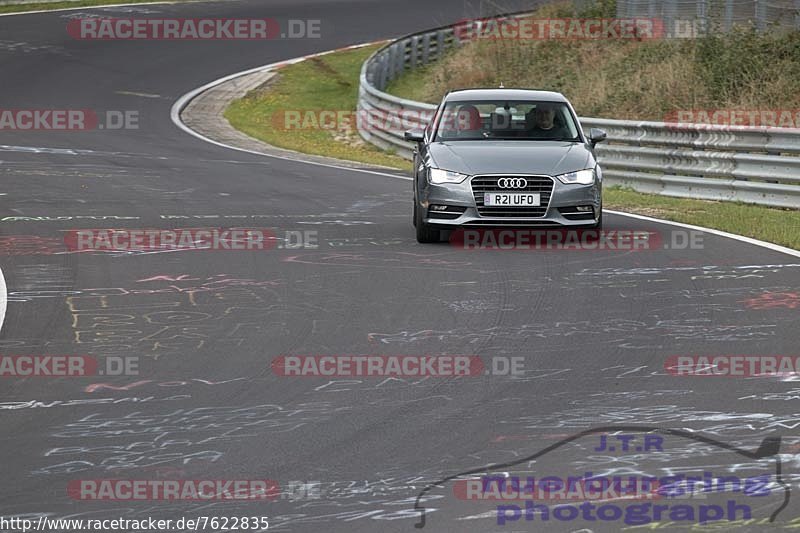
xmin=356 ymin=18 xmax=800 ymax=208
xmin=616 ymin=0 xmax=800 ymax=33
xmin=357 ymin=23 xmax=455 ymax=160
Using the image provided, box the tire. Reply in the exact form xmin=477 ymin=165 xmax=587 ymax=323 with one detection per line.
xmin=593 ymin=209 xmax=603 ymax=230
xmin=414 ymin=199 xmax=440 ymax=243
xmin=576 ymin=208 xmax=602 ymax=230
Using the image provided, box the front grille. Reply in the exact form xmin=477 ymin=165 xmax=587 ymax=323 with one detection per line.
xmin=471 ymin=175 xmax=553 ymax=218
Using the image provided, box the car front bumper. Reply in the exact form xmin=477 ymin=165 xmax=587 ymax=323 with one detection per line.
xmin=420 ymin=175 xmax=602 ymax=227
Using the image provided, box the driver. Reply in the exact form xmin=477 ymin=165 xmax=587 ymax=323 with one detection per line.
xmin=525 ymin=103 xmax=568 ymax=139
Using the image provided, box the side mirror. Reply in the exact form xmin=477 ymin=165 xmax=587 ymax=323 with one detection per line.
xmin=589 ymin=128 xmax=607 ymax=146
xmin=405 ymin=129 xmax=425 ymax=142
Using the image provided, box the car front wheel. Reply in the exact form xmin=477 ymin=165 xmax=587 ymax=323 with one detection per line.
xmin=590 ymin=209 xmax=603 ymax=230
xmin=579 ymin=208 xmax=602 ymax=230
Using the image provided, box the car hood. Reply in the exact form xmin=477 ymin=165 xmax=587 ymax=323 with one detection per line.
xmin=428 ymin=141 xmax=594 ymax=176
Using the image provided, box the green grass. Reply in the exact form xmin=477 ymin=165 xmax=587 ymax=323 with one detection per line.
xmin=386 ymin=63 xmax=438 ymax=104
xmin=0 ymin=0 xmax=192 ymax=14
xmin=225 ymin=44 xmax=411 ymax=170
xmin=606 ymin=186 xmax=800 ymax=250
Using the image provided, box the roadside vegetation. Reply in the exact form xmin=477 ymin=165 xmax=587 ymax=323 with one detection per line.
xmin=225 ymin=44 xmax=410 ymax=170
xmin=605 ymin=187 xmax=800 ymax=250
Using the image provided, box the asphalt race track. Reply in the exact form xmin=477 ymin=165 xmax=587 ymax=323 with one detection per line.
xmin=1 ymin=1 xmax=799 ymax=532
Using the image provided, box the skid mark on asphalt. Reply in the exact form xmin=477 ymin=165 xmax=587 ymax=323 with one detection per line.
xmin=573 ymin=263 xmax=800 ymax=278
xmin=0 ymin=40 xmax=69 ymax=55
xmin=62 ymin=277 xmax=303 ymax=360
xmin=283 ymin=251 xmax=474 ymax=270
xmin=367 ymin=319 xmax=777 ymax=348
xmin=11 ymin=263 xmax=73 ymax=290
xmin=0 ymin=213 xmax=400 ymax=223
xmin=35 ymin=402 xmax=349 ymax=475
xmin=0 ymin=395 xmax=187 ymax=411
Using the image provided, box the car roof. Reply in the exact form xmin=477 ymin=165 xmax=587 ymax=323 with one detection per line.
xmin=444 ymin=89 xmax=568 ymax=103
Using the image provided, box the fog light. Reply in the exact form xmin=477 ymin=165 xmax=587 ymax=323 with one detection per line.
xmin=431 ymin=205 xmax=449 ymax=211
xmin=576 ymin=206 xmax=593 ymax=212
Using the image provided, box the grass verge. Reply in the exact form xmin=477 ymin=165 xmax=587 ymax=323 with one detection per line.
xmin=606 ymin=186 xmax=800 ymax=250
xmin=224 ymin=44 xmax=411 ymax=170
xmin=0 ymin=0 xmax=191 ymax=14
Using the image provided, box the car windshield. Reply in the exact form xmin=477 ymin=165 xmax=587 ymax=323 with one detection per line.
xmin=433 ymin=99 xmax=581 ymax=141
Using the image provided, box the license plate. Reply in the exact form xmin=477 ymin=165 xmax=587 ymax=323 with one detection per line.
xmin=483 ymin=193 xmax=541 ymax=207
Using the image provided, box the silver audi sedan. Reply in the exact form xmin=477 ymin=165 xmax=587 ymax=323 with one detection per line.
xmin=405 ymin=89 xmax=607 ymax=243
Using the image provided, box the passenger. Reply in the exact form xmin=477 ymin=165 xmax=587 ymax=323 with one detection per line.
xmin=455 ymin=104 xmax=482 ymax=136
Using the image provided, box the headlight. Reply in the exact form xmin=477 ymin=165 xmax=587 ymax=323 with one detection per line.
xmin=556 ymin=169 xmax=595 ymax=185
xmin=429 ymin=168 xmax=469 ymax=184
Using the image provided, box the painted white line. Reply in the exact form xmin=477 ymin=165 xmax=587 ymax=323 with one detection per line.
xmin=0 ymin=1 xmax=190 ymax=17
xmin=606 ymin=209 xmax=800 ymax=258
xmin=173 ymin=43 xmax=800 ymax=259
xmin=0 ymin=265 xmax=7 ymax=335
xmin=169 ymin=42 xmax=411 ymax=181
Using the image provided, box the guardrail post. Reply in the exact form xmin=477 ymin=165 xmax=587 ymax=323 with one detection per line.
xmin=421 ymin=33 xmax=431 ymax=64
xmin=397 ymin=40 xmax=408 ymax=75
xmin=696 ymin=0 xmax=708 ymax=35
xmin=724 ymin=0 xmax=734 ymax=31
xmin=384 ymin=45 xmax=395 ymax=84
xmin=377 ymin=54 xmax=389 ymax=91
xmin=410 ymin=35 xmax=419 ymax=70
xmin=436 ymin=29 xmax=446 ymax=60
xmin=755 ymin=0 xmax=766 ymax=31
xmin=389 ymin=43 xmax=397 ymax=79
xmin=795 ymin=0 xmax=800 ymax=30
xmin=663 ymin=0 xmax=677 ymax=38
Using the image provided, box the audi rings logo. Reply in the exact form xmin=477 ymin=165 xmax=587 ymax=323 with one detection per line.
xmin=497 ymin=177 xmax=528 ymax=189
